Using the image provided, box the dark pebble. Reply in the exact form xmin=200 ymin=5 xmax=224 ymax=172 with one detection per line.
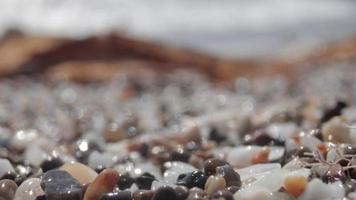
xmin=0 ymin=179 xmax=18 ymax=200
xmin=211 ymin=190 xmax=233 ymax=200
xmin=320 ymin=101 xmax=347 ymax=124
xmin=177 ymin=170 xmax=207 ymax=189
xmin=175 ymin=185 xmax=189 ymax=200
xmin=101 ymin=191 xmax=132 ymax=200
xmin=216 ymin=165 xmax=241 ymax=187
xmin=138 ymin=143 xmax=150 ymax=158
xmin=203 ymin=158 xmax=228 ymax=176
xmin=170 ymin=148 xmax=191 ymax=163
xmin=186 ymin=187 xmax=208 ymax=200
xmin=208 ymin=127 xmax=226 ymax=144
xmin=118 ymin=173 xmax=135 ymax=190
xmin=41 ymin=170 xmax=82 ymax=200
xmin=95 ymin=165 xmax=106 ymax=174
xmin=40 ymin=156 xmax=63 ymax=172
xmin=225 ymin=186 xmax=239 ymax=194
xmin=152 ymin=186 xmax=176 ymax=200
xmin=135 ymin=172 xmax=156 ymax=190
xmin=36 ymin=195 xmax=47 ymax=200
xmin=323 ymin=164 xmax=346 ymax=183
xmin=132 ymin=190 xmax=154 ymax=200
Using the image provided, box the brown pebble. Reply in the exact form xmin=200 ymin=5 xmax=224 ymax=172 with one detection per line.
xmin=211 ymin=190 xmax=233 ymax=200
xmin=204 ymin=175 xmax=226 ymax=196
xmin=186 ymin=187 xmax=208 ymax=200
xmin=83 ymin=169 xmax=119 ymax=200
xmin=216 ymin=165 xmax=241 ymax=187
xmin=0 ymin=179 xmax=18 ymax=200
xmin=132 ymin=190 xmax=154 ymax=200
xmin=203 ymin=158 xmax=228 ymax=176
xmin=175 ymin=185 xmax=189 ymax=200
xmin=225 ymin=186 xmax=239 ymax=194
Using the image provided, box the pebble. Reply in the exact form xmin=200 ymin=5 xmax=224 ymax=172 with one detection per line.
xmin=323 ymin=164 xmax=346 ymax=183
xmin=0 ymin=158 xmax=14 ymax=179
xmin=41 ymin=170 xmax=82 ymax=200
xmin=234 ymin=186 xmax=272 ymax=200
xmin=0 ymin=179 xmax=18 ymax=200
xmin=298 ymin=179 xmax=345 ymax=200
xmin=186 ymin=187 xmax=207 ymax=200
xmin=59 ymin=162 xmax=98 ymax=184
xmin=24 ymin=144 xmax=48 ymax=167
xmin=203 ymin=158 xmax=228 ymax=176
xmin=204 ymin=175 xmax=226 ymax=196
xmin=226 ymin=146 xmax=261 ymax=168
xmin=83 ymin=169 xmax=119 ymax=200
xmin=170 ymin=148 xmax=191 ymax=163
xmin=88 ymin=151 xmax=116 ymax=169
xmin=163 ymin=162 xmax=197 ymax=184
xmin=216 ymin=165 xmax=241 ymax=187
xmin=177 ymin=170 xmax=207 ymax=189
xmin=211 ymin=190 xmax=233 ymax=200
xmin=117 ymin=173 xmax=135 ymax=190
xmin=152 ymin=186 xmax=176 ymax=200
xmin=283 ymin=175 xmax=307 ymax=197
xmin=321 ymin=117 xmax=350 ymax=143
xmin=11 ymin=129 xmax=39 ymax=150
xmin=14 ymin=178 xmax=44 ymax=200
xmin=225 ymin=186 xmax=239 ymax=194
xmin=132 ymin=190 xmax=154 ymax=200
xmin=40 ymin=156 xmax=63 ymax=172
xmin=135 ymin=172 xmax=156 ymax=190
xmin=100 ymin=191 xmax=131 ymax=200
xmin=175 ymin=185 xmax=189 ymax=200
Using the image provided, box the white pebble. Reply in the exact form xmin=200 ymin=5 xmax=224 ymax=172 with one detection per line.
xmin=227 ymin=146 xmax=261 ymax=168
xmin=11 ymin=129 xmax=39 ymax=150
xmin=14 ymin=178 xmax=44 ymax=200
xmin=298 ymin=179 xmax=344 ymax=200
xmin=0 ymin=158 xmax=14 ymax=178
xmin=163 ymin=161 xmax=197 ymax=184
xmin=88 ymin=151 xmax=116 ymax=169
xmin=321 ymin=117 xmax=350 ymax=143
xmin=234 ymin=186 xmax=272 ymax=200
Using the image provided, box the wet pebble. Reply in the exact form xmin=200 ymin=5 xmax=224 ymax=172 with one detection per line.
xmin=175 ymin=185 xmax=189 ymax=200
xmin=0 ymin=179 xmax=18 ymax=200
xmin=100 ymin=191 xmax=131 ymax=200
xmin=298 ymin=179 xmax=344 ymax=200
xmin=83 ymin=169 xmax=119 ymax=200
xmin=41 ymin=170 xmax=82 ymax=200
xmin=203 ymin=158 xmax=228 ymax=176
xmin=14 ymin=178 xmax=44 ymax=200
xmin=135 ymin=172 xmax=156 ymax=190
xmin=177 ymin=171 xmax=207 ymax=189
xmin=211 ymin=190 xmax=233 ymax=200
xmin=152 ymin=186 xmax=176 ymax=200
xmin=186 ymin=187 xmax=207 ymax=200
xmin=118 ymin=173 xmax=135 ymax=190
xmin=216 ymin=165 xmax=241 ymax=187
xmin=0 ymin=158 xmax=14 ymax=179
xmin=321 ymin=117 xmax=350 ymax=143
xmin=132 ymin=190 xmax=154 ymax=200
xmin=226 ymin=146 xmax=261 ymax=168
xmin=40 ymin=156 xmax=63 ymax=172
xmin=204 ymin=175 xmax=226 ymax=196
xmin=234 ymin=186 xmax=272 ymax=200
xmin=163 ymin=162 xmax=197 ymax=184
xmin=59 ymin=162 xmax=98 ymax=184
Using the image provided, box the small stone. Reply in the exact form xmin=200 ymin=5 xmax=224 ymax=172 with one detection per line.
xmin=177 ymin=170 xmax=207 ymax=189
xmin=216 ymin=165 xmax=241 ymax=187
xmin=35 ymin=195 xmax=47 ymax=200
xmin=226 ymin=146 xmax=261 ymax=168
xmin=209 ymin=127 xmax=226 ymax=144
xmin=298 ymin=179 xmax=344 ymax=200
xmin=59 ymin=162 xmax=98 ymax=184
xmin=132 ymin=190 xmax=154 ymax=200
xmin=100 ymin=191 xmax=131 ymax=200
xmin=88 ymin=151 xmax=115 ymax=169
xmin=211 ymin=190 xmax=233 ymax=200
xmin=83 ymin=169 xmax=119 ymax=200
xmin=204 ymin=175 xmax=226 ymax=196
xmin=323 ymin=164 xmax=346 ymax=183
xmin=175 ymin=185 xmax=189 ymax=200
xmin=11 ymin=129 xmax=39 ymax=150
xmin=152 ymin=186 xmax=176 ymax=200
xmin=14 ymin=178 xmax=44 ymax=200
xmin=0 ymin=158 xmax=14 ymax=178
xmin=283 ymin=175 xmax=307 ymax=197
xmin=40 ymin=156 xmax=63 ymax=172
xmin=234 ymin=186 xmax=272 ymax=200
xmin=170 ymin=148 xmax=191 ymax=163
xmin=135 ymin=172 xmax=156 ymax=190
xmin=163 ymin=161 xmax=197 ymax=184
xmin=321 ymin=117 xmax=350 ymax=143
xmin=225 ymin=186 xmax=239 ymax=194
xmin=118 ymin=173 xmax=135 ymax=190
xmin=186 ymin=187 xmax=207 ymax=200
xmin=41 ymin=170 xmax=82 ymax=200
xmin=0 ymin=179 xmax=18 ymax=200
xmin=203 ymin=158 xmax=228 ymax=176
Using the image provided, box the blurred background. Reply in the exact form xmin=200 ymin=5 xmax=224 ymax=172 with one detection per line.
xmin=1 ymin=0 xmax=356 ymax=59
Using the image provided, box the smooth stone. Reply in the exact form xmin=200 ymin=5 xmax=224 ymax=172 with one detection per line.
xmin=204 ymin=175 xmax=226 ymax=196
xmin=132 ymin=190 xmax=154 ymax=200
xmin=40 ymin=156 xmax=63 ymax=172
xmin=41 ymin=170 xmax=82 ymax=200
xmin=0 ymin=158 xmax=14 ymax=178
xmin=152 ymin=186 xmax=176 ymax=200
xmin=175 ymin=186 xmax=189 ymax=200
xmin=216 ymin=165 xmax=241 ymax=187
xmin=211 ymin=190 xmax=233 ymax=200
xmin=151 ymin=180 xmax=175 ymax=190
xmin=100 ymin=191 xmax=131 ymax=200
xmin=14 ymin=178 xmax=44 ymax=200
xmin=177 ymin=171 xmax=207 ymax=189
xmin=117 ymin=173 xmax=135 ymax=190
xmin=83 ymin=169 xmax=119 ymax=200
xmin=0 ymin=179 xmax=18 ymax=200
xmin=186 ymin=187 xmax=207 ymax=200
xmin=135 ymin=173 xmax=156 ymax=190
xmin=321 ymin=117 xmax=350 ymax=143
xmin=226 ymin=146 xmax=261 ymax=168
xmin=59 ymin=162 xmax=98 ymax=184
xmin=88 ymin=151 xmax=115 ymax=169
xmin=298 ymin=179 xmax=345 ymax=200
xmin=24 ymin=145 xmax=48 ymax=167
xmin=234 ymin=186 xmax=272 ymax=200
xmin=203 ymin=158 xmax=228 ymax=176
xmin=163 ymin=162 xmax=197 ymax=184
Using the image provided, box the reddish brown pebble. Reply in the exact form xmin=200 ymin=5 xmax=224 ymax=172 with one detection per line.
xmin=83 ymin=169 xmax=119 ymax=200
xmin=0 ymin=179 xmax=18 ymax=200
xmin=283 ymin=175 xmax=307 ymax=197
xmin=203 ymin=158 xmax=228 ymax=176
